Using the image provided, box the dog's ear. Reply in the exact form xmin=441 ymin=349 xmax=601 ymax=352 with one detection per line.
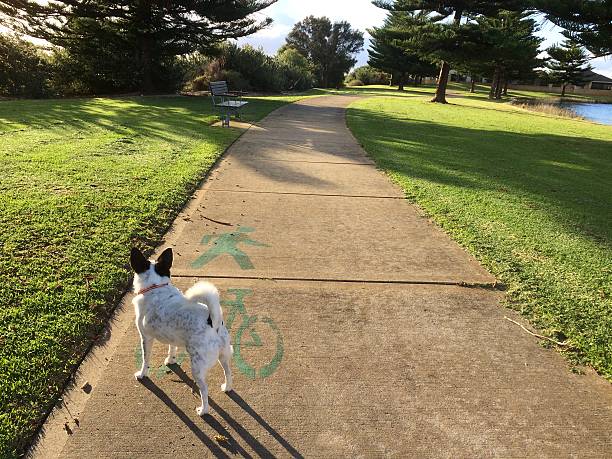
xmin=154 ymin=247 xmax=173 ymax=278
xmin=130 ymin=247 xmax=150 ymax=274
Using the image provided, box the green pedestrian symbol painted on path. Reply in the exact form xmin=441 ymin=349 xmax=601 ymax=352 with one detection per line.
xmin=191 ymin=226 xmax=268 ymax=270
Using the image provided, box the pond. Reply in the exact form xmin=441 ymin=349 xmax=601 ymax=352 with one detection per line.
xmin=562 ymin=102 xmax=612 ymax=125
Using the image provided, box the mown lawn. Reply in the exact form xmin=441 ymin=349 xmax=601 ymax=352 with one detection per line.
xmin=0 ymin=93 xmax=313 ymax=458
xmin=347 ymin=94 xmax=612 ymax=379
xmin=330 ymin=82 xmax=612 ymax=103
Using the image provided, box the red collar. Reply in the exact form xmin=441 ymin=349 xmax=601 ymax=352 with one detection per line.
xmin=136 ymin=283 xmax=169 ymax=296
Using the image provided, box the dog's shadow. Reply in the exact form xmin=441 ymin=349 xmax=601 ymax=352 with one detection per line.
xmin=141 ymin=364 xmax=302 ymax=458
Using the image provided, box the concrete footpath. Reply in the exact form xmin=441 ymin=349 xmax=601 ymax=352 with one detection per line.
xmin=32 ymin=96 xmax=612 ymax=458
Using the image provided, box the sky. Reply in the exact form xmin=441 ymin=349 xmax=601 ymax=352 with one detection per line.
xmin=238 ymin=0 xmax=612 ymax=78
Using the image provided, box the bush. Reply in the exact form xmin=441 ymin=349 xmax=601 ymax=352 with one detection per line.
xmin=277 ymin=48 xmax=315 ymax=91
xmin=0 ymin=34 xmax=52 ymax=98
xmin=184 ymin=43 xmax=315 ymax=93
xmin=346 ymin=79 xmax=364 ymax=87
xmin=346 ymin=65 xmax=390 ymax=86
xmin=220 ymin=69 xmax=251 ymax=92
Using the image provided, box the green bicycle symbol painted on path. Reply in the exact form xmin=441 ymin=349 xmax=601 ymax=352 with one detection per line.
xmin=223 ymin=288 xmax=284 ymax=379
xmin=191 ymin=227 xmax=268 ymax=270
xmin=133 ymin=288 xmax=284 ymax=380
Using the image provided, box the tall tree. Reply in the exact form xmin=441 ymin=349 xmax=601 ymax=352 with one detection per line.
xmin=373 ymin=0 xmax=527 ymax=103
xmin=459 ymin=11 xmax=542 ymax=99
xmin=536 ymin=0 xmax=612 ymax=57
xmin=545 ymin=39 xmax=592 ymax=96
xmin=0 ymin=0 xmax=277 ymax=93
xmin=368 ymin=11 xmax=437 ymax=90
xmin=283 ymin=16 xmax=364 ymax=88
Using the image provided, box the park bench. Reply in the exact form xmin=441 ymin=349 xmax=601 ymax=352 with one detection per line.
xmin=209 ymin=80 xmax=248 ymax=127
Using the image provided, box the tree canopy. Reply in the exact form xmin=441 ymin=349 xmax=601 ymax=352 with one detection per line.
xmin=545 ymin=38 xmax=593 ymax=96
xmin=368 ymin=10 xmax=437 ymax=90
xmin=283 ymin=16 xmax=364 ymax=88
xmin=0 ymin=0 xmax=277 ymax=92
xmin=536 ymin=0 xmax=612 ymax=57
xmin=459 ymin=11 xmax=542 ymax=99
xmin=373 ymin=0 xmax=529 ymax=102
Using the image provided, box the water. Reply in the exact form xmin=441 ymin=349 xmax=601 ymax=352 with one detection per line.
xmin=563 ymin=102 xmax=612 ymax=125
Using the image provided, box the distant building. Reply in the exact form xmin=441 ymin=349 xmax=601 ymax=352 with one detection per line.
xmin=581 ymin=70 xmax=612 ymax=91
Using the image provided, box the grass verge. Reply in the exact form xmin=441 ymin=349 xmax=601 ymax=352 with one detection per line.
xmin=346 ymin=94 xmax=612 ymax=379
xmin=0 ymin=92 xmax=312 ymax=458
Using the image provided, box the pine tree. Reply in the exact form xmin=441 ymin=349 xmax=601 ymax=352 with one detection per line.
xmin=536 ymin=0 xmax=612 ymax=57
xmin=373 ymin=0 xmax=527 ymax=103
xmin=0 ymin=0 xmax=277 ymax=93
xmin=546 ymin=39 xmax=593 ymax=96
xmin=458 ymin=11 xmax=542 ymax=99
xmin=368 ymin=11 xmax=437 ymax=90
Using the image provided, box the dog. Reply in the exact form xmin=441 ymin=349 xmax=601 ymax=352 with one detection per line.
xmin=130 ymin=247 xmax=233 ymax=415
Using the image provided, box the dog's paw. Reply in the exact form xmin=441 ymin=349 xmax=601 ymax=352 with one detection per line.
xmin=196 ymin=405 xmax=209 ymax=416
xmin=164 ymin=357 xmax=177 ymax=366
xmin=134 ymin=370 xmax=148 ymax=381
xmin=221 ymin=382 xmax=233 ymax=393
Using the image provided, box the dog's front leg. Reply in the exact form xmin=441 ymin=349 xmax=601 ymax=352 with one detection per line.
xmin=135 ymin=334 xmax=153 ymax=380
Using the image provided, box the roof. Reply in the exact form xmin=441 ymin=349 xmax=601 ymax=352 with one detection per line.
xmin=580 ymin=69 xmax=612 ymax=83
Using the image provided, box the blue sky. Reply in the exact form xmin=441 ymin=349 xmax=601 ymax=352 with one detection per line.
xmin=238 ymin=0 xmax=612 ymax=77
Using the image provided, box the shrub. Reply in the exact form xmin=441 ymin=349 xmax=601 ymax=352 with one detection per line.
xmin=183 ymin=42 xmax=315 ymax=93
xmin=220 ymin=69 xmax=251 ymax=92
xmin=189 ymin=75 xmax=209 ymax=91
xmin=346 ymin=65 xmax=390 ymax=86
xmin=346 ymin=79 xmax=364 ymax=87
xmin=277 ymin=48 xmax=315 ymax=91
xmin=0 ymin=34 xmax=52 ymax=98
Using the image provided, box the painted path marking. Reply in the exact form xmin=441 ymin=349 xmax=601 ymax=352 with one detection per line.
xmin=223 ymin=288 xmax=284 ymax=379
xmin=191 ymin=227 xmax=268 ymax=270
xmin=134 ymin=288 xmax=284 ymax=380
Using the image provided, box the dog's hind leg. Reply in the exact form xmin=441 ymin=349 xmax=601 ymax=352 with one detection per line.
xmin=219 ymin=345 xmax=233 ymax=393
xmin=191 ymin=354 xmax=211 ymax=416
xmin=164 ymin=345 xmax=178 ymax=366
xmin=135 ymin=334 xmax=153 ymax=380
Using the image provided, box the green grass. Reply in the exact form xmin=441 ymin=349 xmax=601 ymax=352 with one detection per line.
xmin=326 ymin=83 xmax=612 ymax=103
xmin=346 ymin=93 xmax=612 ymax=379
xmin=0 ymin=92 xmax=313 ymax=458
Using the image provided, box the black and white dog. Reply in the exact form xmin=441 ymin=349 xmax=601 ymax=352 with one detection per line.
xmin=130 ymin=247 xmax=233 ymax=415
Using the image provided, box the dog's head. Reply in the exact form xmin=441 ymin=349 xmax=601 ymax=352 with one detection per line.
xmin=130 ymin=247 xmax=173 ymax=290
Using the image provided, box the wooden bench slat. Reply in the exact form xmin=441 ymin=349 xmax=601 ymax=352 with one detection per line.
xmin=216 ymin=101 xmax=248 ymax=108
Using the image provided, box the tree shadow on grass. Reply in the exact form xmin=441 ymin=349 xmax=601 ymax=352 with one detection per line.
xmin=348 ymin=106 xmax=612 ymax=248
xmin=0 ymin=95 xmax=290 ymax=142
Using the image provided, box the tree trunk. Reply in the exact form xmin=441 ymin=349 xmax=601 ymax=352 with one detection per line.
xmin=489 ymin=68 xmax=499 ymax=99
xmin=503 ymin=80 xmax=508 ymax=96
xmin=561 ymin=83 xmax=566 ymax=97
xmin=140 ymin=36 xmax=153 ymax=94
xmin=431 ymin=9 xmax=462 ymax=104
xmin=470 ymin=79 xmax=475 ymax=93
xmin=431 ymin=61 xmax=450 ymax=103
xmin=137 ymin=0 xmax=154 ymax=94
xmin=398 ymin=71 xmax=406 ymax=91
xmin=495 ymin=70 xmax=504 ymax=99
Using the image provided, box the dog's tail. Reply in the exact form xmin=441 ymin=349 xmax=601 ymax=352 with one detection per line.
xmin=184 ymin=281 xmax=223 ymax=330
